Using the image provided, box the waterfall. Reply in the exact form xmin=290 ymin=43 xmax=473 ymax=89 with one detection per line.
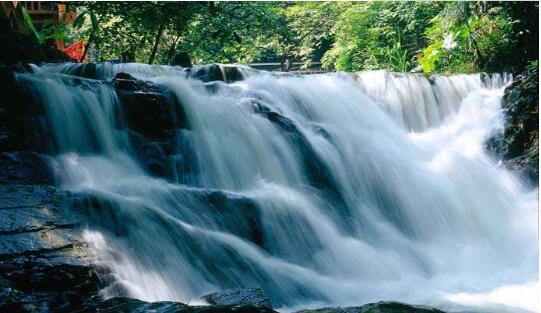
xmin=16 ymin=64 xmax=537 ymax=312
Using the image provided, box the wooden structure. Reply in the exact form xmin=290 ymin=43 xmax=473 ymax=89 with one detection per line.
xmin=1 ymin=1 xmax=76 ymax=50
xmin=248 ymin=62 xmax=328 ymax=74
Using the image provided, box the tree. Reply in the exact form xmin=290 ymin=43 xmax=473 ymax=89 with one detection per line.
xmin=419 ymin=2 xmax=538 ymax=73
xmin=322 ymin=2 xmax=442 ymax=72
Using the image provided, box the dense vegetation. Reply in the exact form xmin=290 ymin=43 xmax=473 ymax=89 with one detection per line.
xmin=15 ymin=1 xmax=534 ymax=74
xmin=1 ymin=1 xmax=534 ymax=74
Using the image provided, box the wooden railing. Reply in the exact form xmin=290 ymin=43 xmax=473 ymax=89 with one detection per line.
xmin=247 ymin=62 xmax=329 ymax=74
xmin=20 ymin=1 xmax=56 ymax=14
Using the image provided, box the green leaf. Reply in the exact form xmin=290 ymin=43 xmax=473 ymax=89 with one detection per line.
xmin=73 ymin=11 xmax=87 ymax=29
xmin=90 ymin=11 xmax=99 ymax=30
xmin=419 ymin=41 xmax=442 ymax=73
xmin=21 ymin=6 xmax=44 ymax=44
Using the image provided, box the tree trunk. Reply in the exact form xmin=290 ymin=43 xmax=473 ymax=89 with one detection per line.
xmin=81 ymin=26 xmax=96 ymax=62
xmin=148 ymin=22 xmax=166 ymax=65
xmin=167 ymin=35 xmax=181 ymax=64
xmin=81 ymin=12 xmax=104 ymax=63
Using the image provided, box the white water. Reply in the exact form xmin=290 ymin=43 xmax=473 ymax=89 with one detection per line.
xmin=18 ymin=64 xmax=538 ymax=312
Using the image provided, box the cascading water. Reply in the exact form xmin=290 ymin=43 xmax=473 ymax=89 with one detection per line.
xmin=16 ymin=64 xmax=537 ymax=313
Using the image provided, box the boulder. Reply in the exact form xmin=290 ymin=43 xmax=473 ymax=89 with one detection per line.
xmin=171 ymin=52 xmax=192 ymax=68
xmin=114 ymin=72 xmax=187 ymax=140
xmin=188 ymin=64 xmax=245 ymax=83
xmin=200 ymin=288 xmax=272 ymax=309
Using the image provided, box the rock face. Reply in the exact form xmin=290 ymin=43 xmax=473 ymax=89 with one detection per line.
xmin=0 ymin=152 xmax=57 ymax=185
xmin=0 ymin=185 xmax=103 ymax=312
xmin=114 ymin=72 xmax=189 ymax=179
xmin=0 ymin=65 xmax=104 ymax=311
xmin=488 ymin=65 xmax=539 ymax=185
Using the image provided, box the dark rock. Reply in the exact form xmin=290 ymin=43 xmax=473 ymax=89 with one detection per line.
xmin=0 ymin=205 xmax=74 ymax=234
xmin=189 ymin=64 xmax=225 ymax=83
xmin=198 ymin=189 xmax=263 ymax=246
xmin=0 ymin=31 xmax=74 ymax=65
xmin=250 ymin=100 xmax=348 ymax=222
xmin=0 ymin=185 xmax=103 ymax=313
xmin=72 ymin=296 xmax=188 ymax=313
xmin=114 ymin=72 xmax=187 ymax=140
xmin=171 ymin=52 xmax=192 ymax=68
xmin=0 ymin=152 xmax=56 ymax=185
xmin=68 ymin=186 xmax=263 ymax=247
xmin=487 ymin=64 xmax=538 ymax=185
xmin=201 ymin=288 xmax=272 ymax=309
xmin=127 ymin=130 xmax=172 ymax=178
xmin=189 ymin=64 xmax=244 ymax=83
xmin=222 ymin=66 xmax=245 ymax=83
xmin=0 ymin=184 xmax=56 ymax=209
xmin=72 ymin=296 xmax=277 ymax=313
xmin=113 ymin=72 xmax=161 ymax=93
xmin=294 ymin=301 xmax=446 ymax=313
xmin=65 ymin=63 xmax=100 ymax=79
xmin=0 ymin=65 xmax=49 ymax=152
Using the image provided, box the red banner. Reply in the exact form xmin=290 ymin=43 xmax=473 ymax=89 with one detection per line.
xmin=64 ymin=41 xmax=85 ymax=62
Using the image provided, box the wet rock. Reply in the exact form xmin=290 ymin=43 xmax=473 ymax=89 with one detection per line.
xmin=294 ymin=301 xmax=446 ymax=313
xmin=0 ymin=184 xmax=56 ymax=209
xmin=0 ymin=66 xmax=49 ymax=152
xmin=189 ymin=64 xmax=225 ymax=82
xmin=189 ymin=64 xmax=244 ymax=83
xmin=0 ymin=152 xmax=56 ymax=185
xmin=114 ymin=72 xmax=187 ymax=140
xmin=488 ymin=65 xmax=538 ymax=185
xmin=0 ymin=185 xmax=102 ymax=313
xmin=251 ymin=101 xmax=347 ymax=218
xmin=73 ymin=296 xmax=188 ymax=313
xmin=200 ymin=288 xmax=272 ymax=309
xmin=127 ymin=130 xmax=172 ymax=178
xmin=0 ymin=205 xmax=74 ymax=234
xmin=68 ymin=186 xmax=263 ymax=247
xmin=65 ymin=63 xmax=100 ymax=79
xmin=73 ymin=296 xmax=277 ymax=313
xmin=113 ymin=72 xmax=161 ymax=93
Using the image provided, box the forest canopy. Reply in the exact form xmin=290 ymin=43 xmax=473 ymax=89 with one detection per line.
xmin=40 ymin=1 xmax=541 ymax=73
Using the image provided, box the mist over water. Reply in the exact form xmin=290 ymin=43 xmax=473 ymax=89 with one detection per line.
xmin=18 ymin=64 xmax=538 ymax=312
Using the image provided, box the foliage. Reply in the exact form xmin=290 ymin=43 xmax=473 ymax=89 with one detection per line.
xmin=69 ymin=2 xmax=208 ymax=63
xmin=419 ymin=2 xmax=516 ymax=73
xmin=182 ymin=2 xmax=282 ymax=64
xmin=283 ymin=2 xmax=339 ymax=68
xmin=25 ymin=1 xmax=537 ymax=74
xmin=323 ymin=2 xmax=443 ymax=72
xmin=22 ymin=6 xmax=70 ymax=45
